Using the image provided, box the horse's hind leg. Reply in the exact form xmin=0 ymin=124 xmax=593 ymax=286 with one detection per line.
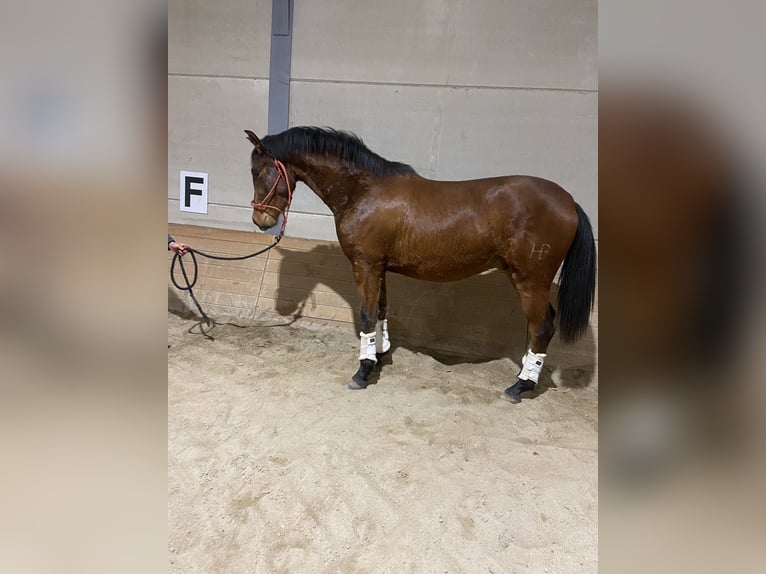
xmin=347 ymin=262 xmax=383 ymax=390
xmin=503 ymin=282 xmax=556 ymax=403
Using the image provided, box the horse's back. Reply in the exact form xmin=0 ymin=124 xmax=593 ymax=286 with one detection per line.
xmin=385 ymin=174 xmax=577 ymax=234
xmin=398 ymin=173 xmax=573 ymax=205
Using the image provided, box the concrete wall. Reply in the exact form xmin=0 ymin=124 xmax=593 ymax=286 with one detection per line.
xmin=168 ymin=0 xmax=597 ymax=240
xmin=168 ymin=0 xmax=272 ymax=230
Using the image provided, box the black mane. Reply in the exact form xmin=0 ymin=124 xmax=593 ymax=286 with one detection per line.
xmin=259 ymin=127 xmax=416 ymax=177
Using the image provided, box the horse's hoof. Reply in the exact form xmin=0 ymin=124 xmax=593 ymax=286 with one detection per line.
xmin=502 ymin=379 xmax=536 ymax=404
xmin=345 ymin=376 xmax=368 ymax=390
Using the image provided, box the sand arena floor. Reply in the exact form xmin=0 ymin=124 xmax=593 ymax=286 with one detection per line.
xmin=168 ymin=312 xmax=597 ymax=573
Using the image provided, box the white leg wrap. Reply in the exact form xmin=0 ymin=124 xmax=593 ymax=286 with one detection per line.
xmin=359 ymin=331 xmax=378 ymax=362
xmin=376 ymin=319 xmax=391 ymax=353
xmin=519 ymin=349 xmax=547 ymax=383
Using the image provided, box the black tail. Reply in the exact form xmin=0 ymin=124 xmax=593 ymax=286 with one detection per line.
xmin=557 ymin=203 xmax=596 ymax=343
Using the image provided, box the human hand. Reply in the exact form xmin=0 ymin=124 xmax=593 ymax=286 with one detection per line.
xmin=169 ymin=241 xmax=191 ymax=255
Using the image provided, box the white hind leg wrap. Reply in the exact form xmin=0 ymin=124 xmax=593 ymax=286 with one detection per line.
xmin=519 ymin=349 xmax=547 ymax=383
xmin=376 ymin=319 xmax=391 ymax=353
xmin=359 ymin=331 xmax=378 ymax=362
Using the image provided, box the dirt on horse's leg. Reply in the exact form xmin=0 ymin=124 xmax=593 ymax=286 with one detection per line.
xmin=347 ymin=264 xmax=382 ymax=390
xmin=503 ymin=284 xmax=556 ymax=403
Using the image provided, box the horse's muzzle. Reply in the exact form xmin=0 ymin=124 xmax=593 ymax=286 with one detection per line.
xmin=252 ymin=210 xmax=278 ymax=231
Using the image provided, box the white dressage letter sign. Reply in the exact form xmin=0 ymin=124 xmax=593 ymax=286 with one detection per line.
xmin=179 ymin=171 xmax=208 ymax=214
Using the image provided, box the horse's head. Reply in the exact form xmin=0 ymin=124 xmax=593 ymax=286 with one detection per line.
xmin=245 ymin=129 xmax=292 ymax=231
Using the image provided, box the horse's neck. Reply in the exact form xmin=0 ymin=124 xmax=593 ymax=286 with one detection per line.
xmin=290 ymin=155 xmax=368 ymax=217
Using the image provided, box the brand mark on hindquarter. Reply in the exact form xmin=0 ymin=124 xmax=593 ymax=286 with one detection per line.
xmin=530 ymin=243 xmax=551 ymax=260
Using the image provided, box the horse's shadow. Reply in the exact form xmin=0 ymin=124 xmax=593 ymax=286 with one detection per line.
xmin=272 ymin=243 xmax=597 ymax=391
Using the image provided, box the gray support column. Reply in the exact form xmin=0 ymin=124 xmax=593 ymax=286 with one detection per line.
xmin=264 ymin=0 xmax=293 ymax=235
xmin=268 ymin=0 xmax=293 ymax=135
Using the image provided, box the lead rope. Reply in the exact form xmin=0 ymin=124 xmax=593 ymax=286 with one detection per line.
xmin=170 ymin=159 xmax=292 ymax=336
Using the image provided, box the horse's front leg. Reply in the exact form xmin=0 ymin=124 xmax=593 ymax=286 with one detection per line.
xmin=375 ymin=273 xmax=391 ymax=357
xmin=346 ymin=262 xmax=383 ymax=390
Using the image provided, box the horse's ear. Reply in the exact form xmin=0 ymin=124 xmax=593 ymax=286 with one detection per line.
xmin=244 ymin=129 xmax=266 ymax=155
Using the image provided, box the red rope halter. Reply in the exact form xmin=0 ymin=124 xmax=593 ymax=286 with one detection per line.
xmin=250 ymin=159 xmax=292 ymax=236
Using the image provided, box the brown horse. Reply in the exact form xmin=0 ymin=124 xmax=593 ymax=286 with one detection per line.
xmin=245 ymin=127 xmax=596 ymax=403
